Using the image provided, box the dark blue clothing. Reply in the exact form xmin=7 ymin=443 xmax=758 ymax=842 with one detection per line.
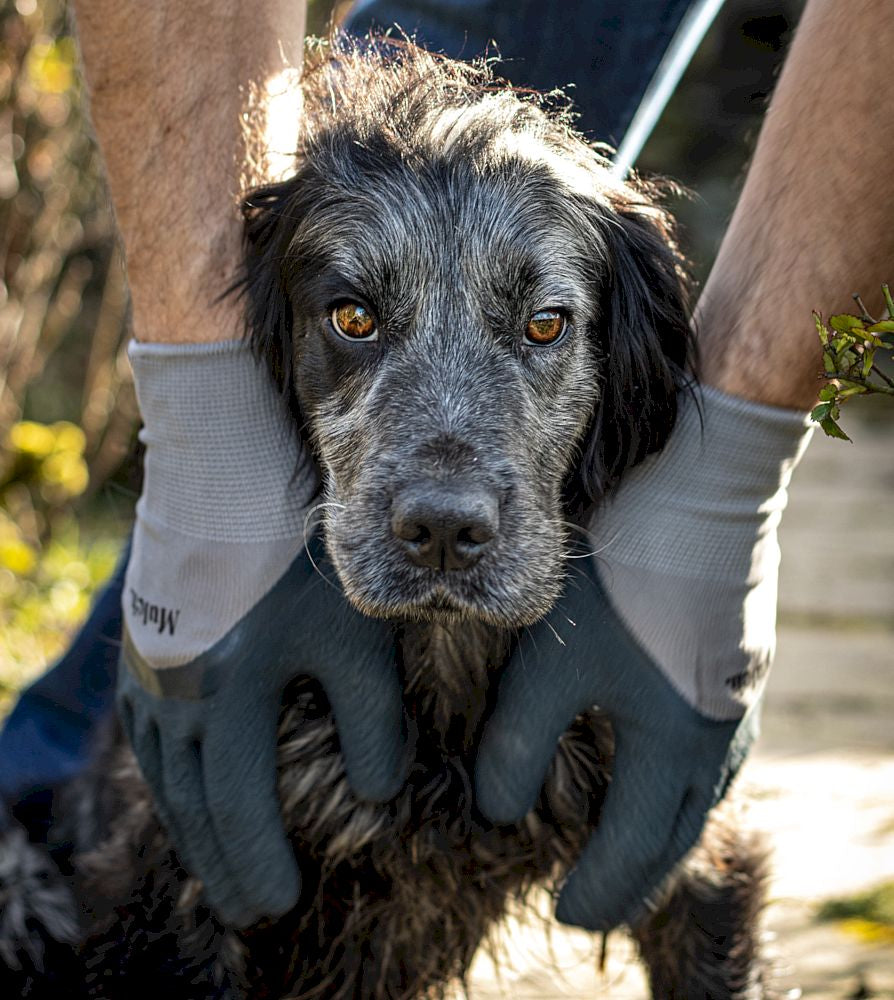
xmin=0 ymin=548 xmax=127 ymax=809
xmin=0 ymin=0 xmax=708 ymax=812
xmin=347 ymin=0 xmax=695 ymax=148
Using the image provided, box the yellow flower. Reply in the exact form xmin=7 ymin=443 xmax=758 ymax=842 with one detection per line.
xmin=0 ymin=537 xmax=37 ymax=576
xmin=41 ymin=451 xmax=89 ymax=497
xmin=8 ymin=421 xmax=55 ymax=458
xmin=51 ymin=422 xmax=86 ymax=455
xmin=26 ymin=37 xmax=77 ymax=95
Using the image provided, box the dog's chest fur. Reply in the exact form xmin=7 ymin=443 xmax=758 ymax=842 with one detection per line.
xmin=252 ymin=619 xmax=612 ymax=998
xmin=77 ymin=618 xmax=611 ymax=999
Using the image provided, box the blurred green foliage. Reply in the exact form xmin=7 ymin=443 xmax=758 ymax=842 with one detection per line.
xmin=1 ymin=0 xmax=132 ymax=705
xmin=1 ymin=0 xmax=137 ymax=462
xmin=0 ymin=416 xmax=120 ymax=714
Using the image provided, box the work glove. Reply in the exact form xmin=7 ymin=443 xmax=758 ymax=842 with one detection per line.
xmin=117 ymin=340 xmax=405 ymax=928
xmin=475 ymin=386 xmax=813 ymax=931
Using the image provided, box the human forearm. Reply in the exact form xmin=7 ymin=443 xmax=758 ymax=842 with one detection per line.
xmin=71 ymin=2 xmax=305 ymax=343
xmin=696 ymin=0 xmax=894 ymax=409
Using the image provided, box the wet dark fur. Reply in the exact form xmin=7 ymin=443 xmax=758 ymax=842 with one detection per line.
xmin=0 ymin=39 xmax=776 ymax=999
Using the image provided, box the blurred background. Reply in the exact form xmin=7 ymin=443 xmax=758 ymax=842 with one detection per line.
xmin=0 ymin=0 xmax=891 ymax=995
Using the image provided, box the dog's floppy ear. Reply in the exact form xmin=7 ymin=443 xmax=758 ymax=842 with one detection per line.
xmin=238 ymin=177 xmax=303 ymax=415
xmin=578 ymin=197 xmax=693 ymax=499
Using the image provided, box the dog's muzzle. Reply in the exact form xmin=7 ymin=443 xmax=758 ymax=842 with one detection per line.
xmin=390 ymin=479 xmax=499 ymax=572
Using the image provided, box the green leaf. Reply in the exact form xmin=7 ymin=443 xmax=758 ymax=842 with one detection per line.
xmin=820 ymin=416 xmax=851 ymax=442
xmin=830 ymin=313 xmax=865 ymax=334
xmin=835 ymin=354 xmax=858 ymax=376
xmin=838 ymin=384 xmax=867 ymax=398
xmin=867 ymin=321 xmax=894 ymax=334
xmin=811 ymin=402 xmax=832 ymax=422
xmin=818 ymin=384 xmax=838 ymax=402
xmin=837 ymin=349 xmax=859 ymax=370
xmin=822 ymin=352 xmax=838 ymax=374
xmin=863 ymin=352 xmax=874 ymax=378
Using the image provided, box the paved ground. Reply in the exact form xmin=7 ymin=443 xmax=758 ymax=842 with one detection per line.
xmin=465 ymin=403 xmax=894 ymax=999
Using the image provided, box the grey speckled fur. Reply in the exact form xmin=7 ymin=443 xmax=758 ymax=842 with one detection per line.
xmin=0 ymin=37 xmax=780 ymax=1000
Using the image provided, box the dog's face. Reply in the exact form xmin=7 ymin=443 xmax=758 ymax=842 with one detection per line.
xmin=241 ymin=43 xmax=691 ymax=628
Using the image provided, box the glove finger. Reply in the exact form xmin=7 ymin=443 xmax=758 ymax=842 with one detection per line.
xmin=156 ymin=741 xmax=224 ymax=872
xmin=155 ymin=733 xmax=246 ymax=921
xmin=611 ymin=786 xmax=717 ymax=932
xmin=668 ymin=785 xmax=714 ymax=860
xmin=554 ymin=736 xmax=685 ymax=931
xmin=573 ymin=712 xmax=754 ymax=932
xmin=116 ymin=692 xmax=136 ymax=747
xmin=319 ymin=651 xmax=407 ymax=803
xmin=203 ymin=707 xmax=301 ymax=927
xmin=475 ymin=642 xmax=597 ymax=824
xmin=123 ymin=707 xmax=194 ymax=865
xmin=126 ymin=708 xmax=163 ymax=794
xmin=116 ymin=693 xmax=207 ymax=890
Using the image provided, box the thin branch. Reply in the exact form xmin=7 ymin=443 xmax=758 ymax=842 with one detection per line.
xmin=852 ymin=292 xmax=875 ymax=323
xmin=882 ymin=283 xmax=894 ymax=320
xmin=824 ymin=375 xmax=894 ymax=396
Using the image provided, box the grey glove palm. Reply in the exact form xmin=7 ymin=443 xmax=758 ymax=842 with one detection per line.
xmin=476 ymin=558 xmax=758 ymax=930
xmin=119 ymin=339 xmax=405 ymax=928
xmin=118 ymin=532 xmax=404 ymax=928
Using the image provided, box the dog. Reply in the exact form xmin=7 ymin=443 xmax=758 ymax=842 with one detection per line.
xmin=0 ymin=37 xmax=774 ymax=999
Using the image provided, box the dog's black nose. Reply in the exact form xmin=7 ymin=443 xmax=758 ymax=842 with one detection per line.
xmin=391 ymin=483 xmax=498 ymax=571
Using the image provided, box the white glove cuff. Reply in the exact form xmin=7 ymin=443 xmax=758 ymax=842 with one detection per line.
xmin=589 ymin=386 xmax=814 ymax=720
xmin=594 ymin=385 xmax=813 ymax=577
xmin=129 ymin=339 xmax=318 ymax=543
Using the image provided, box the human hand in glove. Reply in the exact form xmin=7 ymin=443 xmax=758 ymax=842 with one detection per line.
xmin=117 ymin=340 xmax=405 ymax=928
xmin=475 ymin=387 xmax=812 ymax=931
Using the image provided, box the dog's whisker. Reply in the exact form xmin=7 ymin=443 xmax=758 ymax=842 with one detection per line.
xmin=562 ymin=526 xmax=623 ymax=561
xmin=300 ymin=506 xmax=345 ymax=595
xmin=542 ymin=616 xmax=567 ymax=647
xmin=559 ymin=563 xmax=592 ymax=593
xmin=302 ymin=543 xmax=343 ymax=594
xmin=518 ymin=626 xmax=533 ymax=671
xmin=547 ymin=592 xmax=581 ymax=631
xmin=551 ymin=518 xmax=598 ymax=541
xmin=302 ymin=500 xmax=347 ymax=540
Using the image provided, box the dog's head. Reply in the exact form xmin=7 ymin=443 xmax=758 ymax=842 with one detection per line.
xmin=240 ymin=39 xmax=691 ymax=628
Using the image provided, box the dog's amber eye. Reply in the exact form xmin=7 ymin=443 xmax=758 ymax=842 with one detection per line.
xmin=331 ymin=302 xmax=378 ymax=341
xmin=524 ymin=309 xmax=567 ymax=346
